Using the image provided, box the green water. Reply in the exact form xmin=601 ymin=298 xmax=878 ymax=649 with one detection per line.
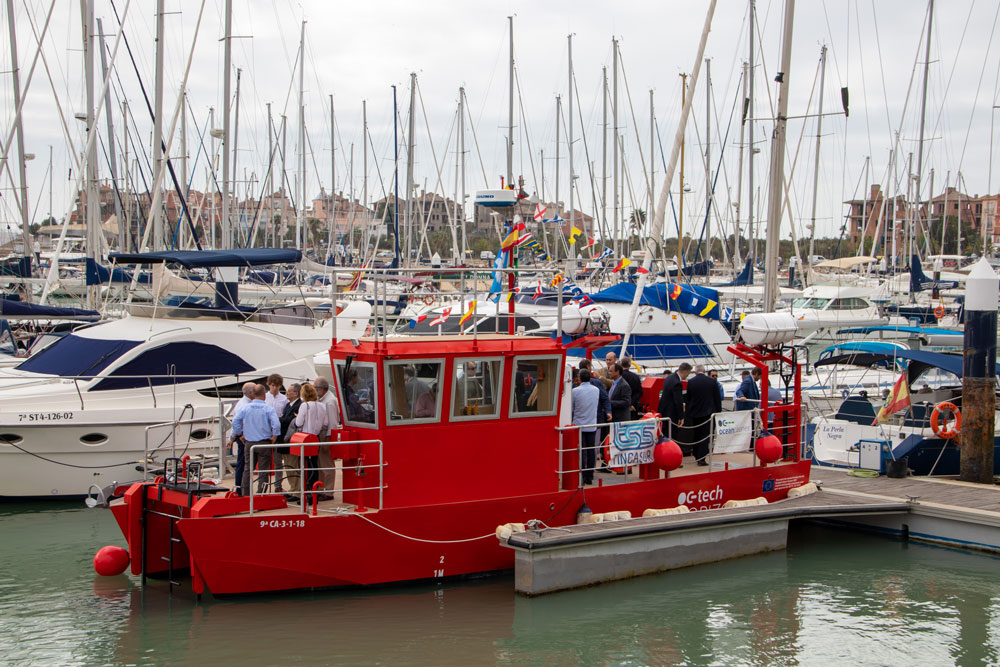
xmin=1 ymin=502 xmax=998 ymax=666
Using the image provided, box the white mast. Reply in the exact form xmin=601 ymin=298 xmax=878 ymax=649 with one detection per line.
xmin=762 ymin=0 xmax=795 ymax=312
xmin=568 ymin=33 xmax=575 ymax=262
xmin=6 ymin=0 xmax=32 ymax=269
xmin=620 ymin=0 xmax=718 ymax=355
xmin=150 ymin=0 xmax=165 ymax=250
xmin=612 ymin=38 xmax=619 ymax=257
xmin=808 ymin=45 xmax=827 ymax=280
xmin=83 ymin=0 xmax=98 ymax=308
xmin=220 ymin=0 xmax=232 ymax=248
xmin=747 ymin=0 xmax=756 ymax=264
xmin=296 ymin=21 xmax=305 ymax=250
xmin=507 ymin=16 xmax=514 ymax=186
xmin=405 ymin=71 xmax=416 ymax=262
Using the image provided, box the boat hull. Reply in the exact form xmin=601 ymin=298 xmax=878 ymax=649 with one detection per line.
xmin=119 ymin=461 xmax=812 ymax=595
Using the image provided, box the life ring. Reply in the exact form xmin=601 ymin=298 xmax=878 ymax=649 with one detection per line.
xmin=422 ymin=294 xmax=434 ymax=306
xmin=930 ymin=401 xmax=961 ymax=439
xmin=934 ymin=305 xmax=945 ymax=320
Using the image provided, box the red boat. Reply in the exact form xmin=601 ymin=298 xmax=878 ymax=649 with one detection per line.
xmin=105 ymin=332 xmax=810 ymax=595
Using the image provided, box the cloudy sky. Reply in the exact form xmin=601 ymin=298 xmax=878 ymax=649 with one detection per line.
xmin=3 ymin=0 xmax=999 ymax=248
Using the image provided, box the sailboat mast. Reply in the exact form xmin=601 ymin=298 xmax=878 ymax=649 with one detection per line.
xmin=7 ymin=0 xmax=32 ymax=271
xmin=915 ymin=0 xmax=934 ymax=253
xmin=747 ymin=0 xmax=756 ymax=264
xmin=221 ymin=0 xmax=232 ymax=249
xmin=568 ymin=33 xmax=575 ymax=262
xmin=296 ymin=21 xmax=305 ymax=251
xmin=705 ymin=59 xmax=712 ymax=263
xmin=679 ymin=72 xmax=686 ymax=265
xmin=507 ymin=16 xmax=514 ymax=187
xmin=602 ymin=67 xmax=608 ymax=242
xmin=612 ymin=38 xmax=619 ymax=257
xmin=763 ymin=0 xmax=796 ymax=312
xmin=330 ymin=94 xmax=335 ymax=259
xmin=406 ymin=72 xmax=416 ymax=263
xmin=83 ymin=0 xmax=98 ymax=308
xmin=151 ymin=0 xmax=165 ymax=250
xmin=555 ymin=94 xmax=561 ymax=257
xmin=460 ymin=86 xmax=467 ymax=262
xmin=808 ymin=45 xmax=827 ymax=274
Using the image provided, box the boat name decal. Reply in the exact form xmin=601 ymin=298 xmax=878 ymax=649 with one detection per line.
xmin=677 ymin=485 xmax=724 ymax=511
xmin=259 ymin=519 xmax=306 ymax=528
xmin=17 ymin=412 xmax=74 ymax=422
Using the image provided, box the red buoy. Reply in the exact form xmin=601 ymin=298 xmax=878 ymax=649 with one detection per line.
xmin=93 ymin=545 xmax=129 ymax=576
xmin=653 ymin=440 xmax=683 ymax=471
xmin=755 ymin=435 xmax=783 ymax=464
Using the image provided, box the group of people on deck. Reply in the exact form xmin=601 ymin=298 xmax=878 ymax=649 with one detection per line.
xmin=571 ymin=352 xmax=781 ymax=479
xmin=228 ymin=373 xmax=341 ymax=498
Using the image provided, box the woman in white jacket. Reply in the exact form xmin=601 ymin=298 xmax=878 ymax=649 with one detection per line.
xmin=294 ymin=383 xmax=329 ymax=492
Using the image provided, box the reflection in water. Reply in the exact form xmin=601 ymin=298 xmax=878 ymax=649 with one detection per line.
xmin=0 ymin=503 xmax=998 ymax=666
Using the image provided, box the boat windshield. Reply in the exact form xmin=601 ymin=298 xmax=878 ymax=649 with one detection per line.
xmin=791 ymin=297 xmax=830 ymax=310
xmin=16 ymin=334 xmax=141 ymax=377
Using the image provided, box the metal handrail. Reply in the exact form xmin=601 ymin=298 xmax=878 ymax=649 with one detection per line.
xmin=142 ymin=407 xmax=226 ymax=479
xmin=248 ymin=438 xmax=385 ymax=516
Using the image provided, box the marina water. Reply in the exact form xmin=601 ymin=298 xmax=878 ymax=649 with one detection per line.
xmin=1 ymin=501 xmax=998 ymax=665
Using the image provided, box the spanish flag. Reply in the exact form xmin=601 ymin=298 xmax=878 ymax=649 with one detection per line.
xmin=612 ymin=257 xmax=632 ymax=273
xmin=500 ymin=228 xmax=519 ymax=251
xmin=875 ymin=372 xmax=911 ymax=424
xmin=459 ymin=301 xmax=477 ymax=326
xmin=550 ymin=273 xmax=564 ymax=287
xmin=568 ymin=227 xmax=583 ymax=244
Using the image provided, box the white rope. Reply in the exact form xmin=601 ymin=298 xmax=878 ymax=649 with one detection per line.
xmin=318 ymin=509 xmax=495 ymax=544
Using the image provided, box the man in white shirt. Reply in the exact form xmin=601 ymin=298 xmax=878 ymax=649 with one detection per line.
xmin=314 ymin=376 xmax=342 ymax=490
xmin=265 ymin=373 xmax=289 ymax=417
xmin=229 ymin=382 xmax=256 ymax=491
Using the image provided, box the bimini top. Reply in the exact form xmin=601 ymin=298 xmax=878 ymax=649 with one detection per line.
xmin=814 ymin=348 xmax=1000 ymax=386
xmin=108 ymin=248 xmax=302 ymax=269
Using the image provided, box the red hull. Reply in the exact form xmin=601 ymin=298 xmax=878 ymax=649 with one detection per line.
xmin=117 ymin=461 xmax=810 ymax=595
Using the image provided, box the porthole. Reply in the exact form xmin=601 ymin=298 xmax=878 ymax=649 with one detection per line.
xmin=0 ymin=433 xmax=23 ymax=445
xmin=80 ymin=433 xmax=109 ymax=446
xmin=189 ymin=429 xmax=211 ymax=441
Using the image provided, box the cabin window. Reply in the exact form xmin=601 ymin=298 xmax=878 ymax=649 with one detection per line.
xmin=89 ymin=342 xmax=254 ymax=391
xmin=334 ymin=360 xmax=378 ymax=427
xmin=384 ymin=359 xmax=444 ymax=424
xmin=451 ymin=357 xmax=504 ymax=420
xmin=510 ymin=356 xmax=561 ymax=417
xmin=17 ymin=335 xmax=140 ymax=377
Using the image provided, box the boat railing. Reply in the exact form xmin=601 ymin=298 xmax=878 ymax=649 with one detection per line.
xmin=354 ymin=266 xmax=572 ymax=341
xmin=554 ymin=408 xmax=800 ymax=486
xmin=247 ymin=438 xmax=385 ymax=516
xmin=142 ymin=407 xmax=230 ymax=479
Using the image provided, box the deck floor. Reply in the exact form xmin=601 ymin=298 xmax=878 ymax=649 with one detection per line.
xmin=813 ymin=467 xmax=1000 ymax=513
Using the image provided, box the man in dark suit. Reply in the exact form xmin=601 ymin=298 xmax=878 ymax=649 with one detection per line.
xmin=734 ymin=368 xmax=761 ymax=411
xmin=658 ymin=363 xmax=690 ymax=425
xmin=279 ymin=383 xmax=303 ymax=492
xmin=620 ymin=355 xmax=644 ymax=417
xmin=607 ymin=363 xmax=632 ymax=423
xmin=685 ymin=365 xmax=723 ymax=465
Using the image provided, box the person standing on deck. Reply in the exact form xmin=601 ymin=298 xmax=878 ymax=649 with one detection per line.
xmin=597 ymin=351 xmax=617 ymax=391
xmin=231 ymin=384 xmax=281 ymax=496
xmin=572 ymin=369 xmax=600 ymax=485
xmin=658 ymin=362 xmax=691 ymax=433
xmin=230 ymin=381 xmax=256 ymax=495
xmin=608 ymin=363 xmax=632 ymax=423
xmin=265 ymin=373 xmax=289 ymax=419
xmin=279 ymin=383 xmax=302 ymax=492
xmin=314 ymin=377 xmax=342 ymax=492
xmin=685 ymin=365 xmax=723 ymax=466
xmin=734 ymin=368 xmax=761 ymax=411
xmin=709 ymin=370 xmax=724 ymax=400
xmin=296 ymin=382 xmax=330 ymax=493
xmin=620 ymin=355 xmax=644 ymax=417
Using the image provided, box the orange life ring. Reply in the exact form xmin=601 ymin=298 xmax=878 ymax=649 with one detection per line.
xmin=422 ymin=294 xmax=434 ymax=306
xmin=934 ymin=305 xmax=945 ymax=320
xmin=930 ymin=401 xmax=961 ymax=439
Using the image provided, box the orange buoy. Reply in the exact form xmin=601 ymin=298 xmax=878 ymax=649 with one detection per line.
xmin=934 ymin=305 xmax=945 ymax=320
xmin=93 ymin=545 xmax=129 ymax=576
xmin=930 ymin=401 xmax=961 ymax=439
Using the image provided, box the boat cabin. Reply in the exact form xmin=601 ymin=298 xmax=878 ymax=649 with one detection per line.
xmin=329 ymin=334 xmax=588 ymax=510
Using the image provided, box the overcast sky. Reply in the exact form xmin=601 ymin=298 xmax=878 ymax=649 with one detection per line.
xmin=3 ymin=0 xmax=1000 ymax=246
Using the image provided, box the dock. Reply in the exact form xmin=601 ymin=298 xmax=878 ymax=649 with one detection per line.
xmin=815 ymin=468 xmax=1000 ymax=553
xmin=504 ymin=468 xmax=1000 ymax=595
